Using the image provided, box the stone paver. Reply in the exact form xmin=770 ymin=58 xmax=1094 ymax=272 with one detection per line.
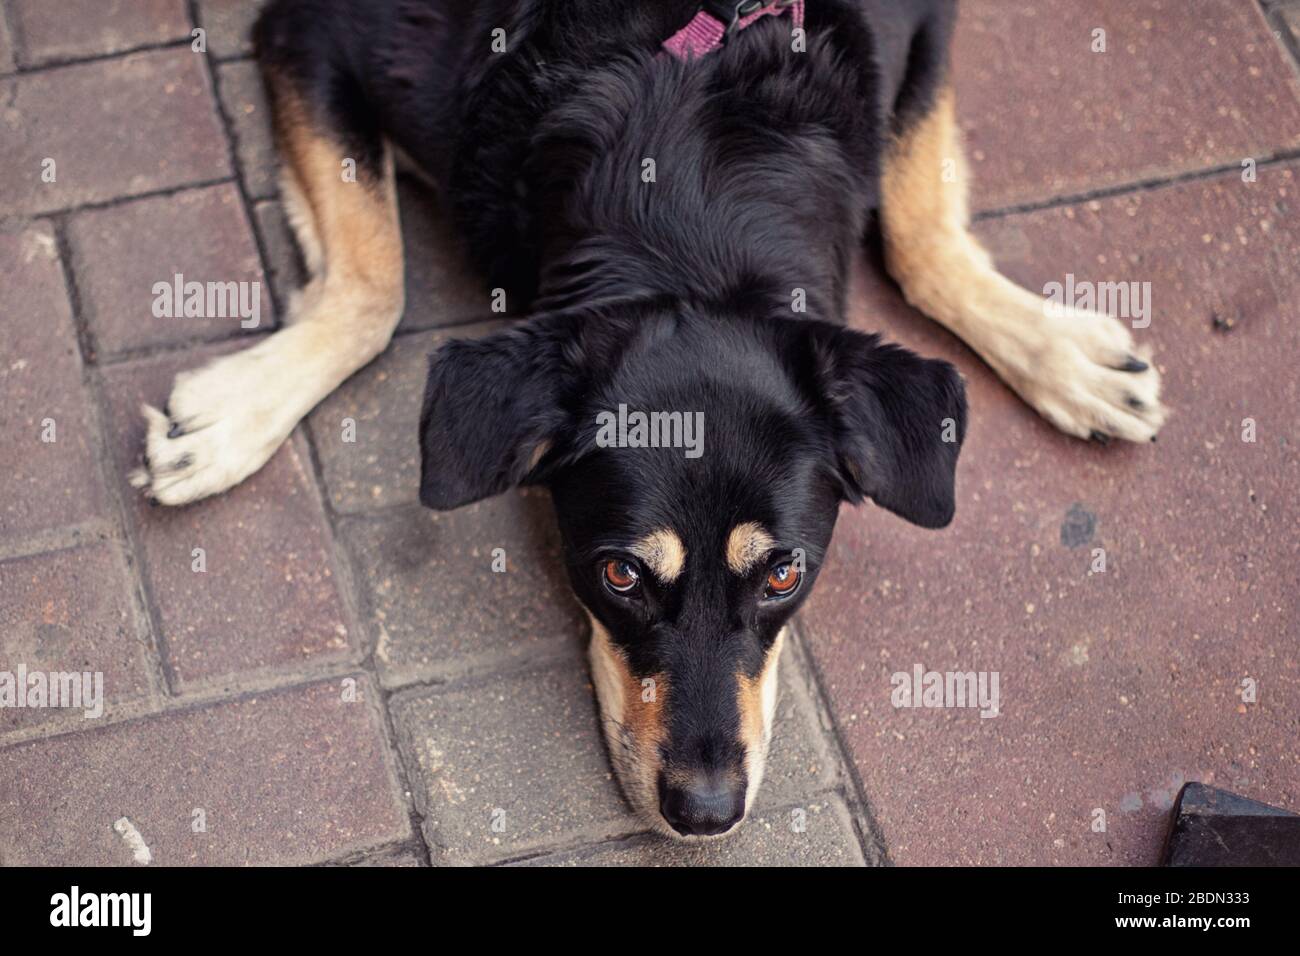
xmin=340 ymin=494 xmax=583 ymax=687
xmin=197 ymin=0 xmax=266 ymax=60
xmin=10 ymin=0 xmax=190 ymax=67
xmin=308 ymin=323 xmax=505 ymax=513
xmin=0 ymin=9 xmax=15 ymax=74
xmin=514 ymin=798 xmax=865 ymax=867
xmin=66 ymin=183 xmax=270 ymax=357
xmin=251 ymin=199 xmax=307 ymax=312
xmin=0 ymin=542 xmax=153 ymax=740
xmin=955 ymin=0 xmax=1300 ymax=211
xmin=0 ymin=677 xmax=409 ymax=865
xmin=1284 ymin=3 xmax=1300 ymax=44
xmin=396 ymin=178 xmax=495 ymax=332
xmin=392 ymin=662 xmax=624 ymax=864
xmin=753 ymin=642 xmax=845 ymax=809
xmin=347 ymin=848 xmax=423 ymax=866
xmin=100 ymin=344 xmax=355 ymax=692
xmin=0 ymin=223 xmax=107 ymax=539
xmin=217 ymin=58 xmax=277 ymax=200
xmin=0 ymin=49 xmax=230 ymax=217
xmin=804 ymin=163 xmax=1300 ymax=865
xmin=391 ymin=651 xmax=846 ymax=864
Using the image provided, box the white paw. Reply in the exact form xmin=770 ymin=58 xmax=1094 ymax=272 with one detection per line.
xmin=985 ymin=298 xmax=1168 ymax=444
xmin=129 ymin=347 xmax=297 ymax=506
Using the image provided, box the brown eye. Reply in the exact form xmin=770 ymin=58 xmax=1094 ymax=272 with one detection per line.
xmin=764 ymin=563 xmax=800 ymax=599
xmin=603 ymin=559 xmax=641 ymax=594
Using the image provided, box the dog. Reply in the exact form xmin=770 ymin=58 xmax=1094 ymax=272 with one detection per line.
xmin=130 ymin=0 xmax=1166 ymax=838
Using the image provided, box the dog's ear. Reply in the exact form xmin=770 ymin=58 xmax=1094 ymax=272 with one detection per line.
xmin=807 ymin=325 xmax=967 ymax=528
xmin=418 ymin=315 xmax=580 ymax=510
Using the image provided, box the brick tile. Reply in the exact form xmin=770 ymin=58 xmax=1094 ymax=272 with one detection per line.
xmin=99 ymin=344 xmax=355 ymax=692
xmin=308 ymin=323 xmax=504 ymax=514
xmin=955 ymin=0 xmax=1300 ymax=211
xmin=0 ymin=542 xmax=153 ymax=740
xmin=347 ymin=848 xmax=423 ymax=866
xmin=0 ymin=678 xmax=410 ymax=865
xmin=391 ymin=650 xmax=845 ymax=863
xmin=252 ymin=199 xmax=306 ymax=313
xmin=66 ymin=183 xmax=270 ymax=358
xmin=513 ymin=798 xmax=866 ymax=866
xmin=390 ymin=663 xmax=634 ymax=864
xmin=0 ymin=8 xmax=15 ymax=74
xmin=396 ymin=178 xmax=494 ymax=332
xmin=0 ymin=223 xmax=107 ymax=539
xmin=0 ymin=49 xmax=230 ymax=217
xmin=197 ymin=0 xmax=266 ymax=60
xmin=339 ymin=495 xmax=583 ymax=686
xmin=216 ymin=59 xmax=277 ymax=200
xmin=11 ymin=0 xmax=190 ymax=67
xmin=757 ymin=643 xmax=843 ymax=809
xmin=806 ymin=165 xmax=1300 ymax=865
xmin=1281 ymin=5 xmax=1300 ymax=54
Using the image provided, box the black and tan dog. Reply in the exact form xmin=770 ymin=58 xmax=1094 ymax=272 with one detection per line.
xmin=131 ymin=0 xmax=1165 ymax=838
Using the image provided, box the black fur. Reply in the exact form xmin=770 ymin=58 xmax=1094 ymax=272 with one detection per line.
xmin=257 ymin=0 xmax=964 ymax=834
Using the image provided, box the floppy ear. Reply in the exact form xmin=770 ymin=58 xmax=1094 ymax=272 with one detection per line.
xmin=418 ymin=315 xmax=579 ymax=510
xmin=812 ymin=326 xmax=968 ymax=528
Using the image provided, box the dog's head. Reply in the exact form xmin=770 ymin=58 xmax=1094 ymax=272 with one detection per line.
xmin=418 ymin=302 xmax=966 ymax=837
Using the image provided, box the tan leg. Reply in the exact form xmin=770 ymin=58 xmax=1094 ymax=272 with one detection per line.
xmin=279 ymin=163 xmax=324 ymax=280
xmin=132 ymin=84 xmax=405 ymax=505
xmin=880 ymin=87 xmax=1167 ymax=443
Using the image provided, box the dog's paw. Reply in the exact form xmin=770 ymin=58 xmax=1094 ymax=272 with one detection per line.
xmin=987 ymin=299 xmax=1167 ymax=444
xmin=129 ymin=350 xmax=294 ymax=506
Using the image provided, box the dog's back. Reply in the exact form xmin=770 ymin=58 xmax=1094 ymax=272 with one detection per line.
xmin=254 ymin=0 xmax=956 ymax=306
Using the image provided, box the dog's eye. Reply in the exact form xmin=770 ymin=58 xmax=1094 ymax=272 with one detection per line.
xmin=603 ymin=559 xmax=641 ymax=595
xmin=764 ymin=563 xmax=801 ymax=600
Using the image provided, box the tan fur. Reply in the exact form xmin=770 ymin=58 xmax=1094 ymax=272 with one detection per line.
xmin=587 ymin=613 xmax=668 ymax=829
xmin=725 ymin=522 xmax=776 ymax=576
xmin=279 ymin=164 xmax=323 ymax=280
xmin=132 ymin=80 xmax=406 ymax=505
xmin=629 ymin=528 xmax=687 ymax=584
xmin=588 ymin=612 xmax=786 ymax=840
xmin=738 ymin=628 xmax=784 ymax=813
xmin=880 ymin=86 xmax=1166 ymax=443
xmin=525 ymin=439 xmax=552 ymax=473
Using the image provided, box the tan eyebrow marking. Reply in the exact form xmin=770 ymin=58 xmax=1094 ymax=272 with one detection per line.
xmin=629 ymin=528 xmax=687 ymax=584
xmin=725 ymin=522 xmax=776 ymax=575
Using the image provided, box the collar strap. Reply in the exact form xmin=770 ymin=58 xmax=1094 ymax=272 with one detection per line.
xmin=662 ymin=0 xmax=805 ymax=60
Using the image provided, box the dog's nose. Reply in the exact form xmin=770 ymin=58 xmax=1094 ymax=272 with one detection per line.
xmin=658 ymin=774 xmax=746 ymax=836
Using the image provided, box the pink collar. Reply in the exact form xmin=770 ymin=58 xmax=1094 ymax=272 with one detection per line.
xmin=662 ymin=0 xmax=805 ymax=60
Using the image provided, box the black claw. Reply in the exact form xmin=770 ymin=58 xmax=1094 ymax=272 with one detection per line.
xmin=147 ymin=496 xmax=159 ymax=508
xmin=1090 ymin=430 xmax=1112 ymax=446
xmin=174 ymin=454 xmax=194 ymax=471
xmin=1126 ymin=395 xmax=1145 ymax=411
xmin=167 ymin=422 xmax=184 ymax=439
xmin=1118 ymin=356 xmax=1149 ymax=373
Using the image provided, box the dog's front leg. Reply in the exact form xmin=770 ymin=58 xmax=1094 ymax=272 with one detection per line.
xmin=132 ymin=77 xmax=405 ymax=505
xmin=879 ymin=87 xmax=1167 ymax=444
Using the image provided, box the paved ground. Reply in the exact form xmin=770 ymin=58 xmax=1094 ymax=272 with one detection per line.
xmin=1 ymin=0 xmax=1297 ymax=867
